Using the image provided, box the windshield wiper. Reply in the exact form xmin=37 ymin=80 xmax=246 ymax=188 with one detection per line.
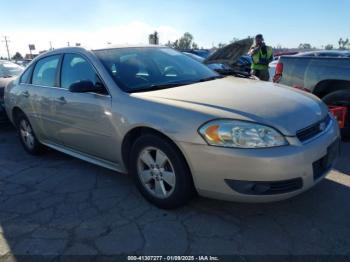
xmin=217 ymin=68 xmax=251 ymax=78
xmin=149 ymin=81 xmax=192 ymax=89
xmin=128 ymin=76 xmax=225 ymax=93
xmin=197 ymin=75 xmax=224 ymax=83
xmin=129 ymin=81 xmax=196 ymax=93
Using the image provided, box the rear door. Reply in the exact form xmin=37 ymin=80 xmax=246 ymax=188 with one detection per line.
xmin=52 ymin=53 xmax=118 ymax=162
xmin=24 ymin=55 xmax=62 ymax=143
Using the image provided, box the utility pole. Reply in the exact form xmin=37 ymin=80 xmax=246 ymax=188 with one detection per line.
xmin=49 ymin=41 xmax=53 ymax=50
xmin=2 ymin=36 xmax=11 ymax=60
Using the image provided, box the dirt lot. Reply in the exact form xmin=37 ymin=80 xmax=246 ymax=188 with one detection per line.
xmin=0 ymin=124 xmax=349 ymax=257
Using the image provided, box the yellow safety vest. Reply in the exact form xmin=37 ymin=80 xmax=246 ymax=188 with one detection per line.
xmin=251 ymin=46 xmax=273 ymax=70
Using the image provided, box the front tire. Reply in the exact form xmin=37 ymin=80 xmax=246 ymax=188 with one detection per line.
xmin=16 ymin=113 xmax=44 ymax=155
xmin=129 ymin=134 xmax=195 ymax=209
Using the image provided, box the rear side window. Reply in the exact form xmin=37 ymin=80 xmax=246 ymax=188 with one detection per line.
xmin=32 ymin=55 xmax=60 ymax=87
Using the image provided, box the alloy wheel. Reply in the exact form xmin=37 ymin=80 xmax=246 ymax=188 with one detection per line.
xmin=19 ymin=119 xmax=35 ymax=150
xmin=137 ymin=147 xmax=176 ymax=199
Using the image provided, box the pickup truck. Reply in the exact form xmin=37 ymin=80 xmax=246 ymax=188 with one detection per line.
xmin=273 ymin=56 xmax=350 ymax=138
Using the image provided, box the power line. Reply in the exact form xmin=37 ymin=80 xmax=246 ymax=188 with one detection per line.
xmin=1 ymin=36 xmax=11 ymax=60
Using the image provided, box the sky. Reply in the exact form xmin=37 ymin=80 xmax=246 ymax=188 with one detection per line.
xmin=0 ymin=0 xmax=349 ymax=57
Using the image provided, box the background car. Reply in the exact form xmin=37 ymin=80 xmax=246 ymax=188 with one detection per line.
xmin=178 ymin=48 xmax=212 ymax=59
xmin=273 ymin=52 xmax=350 ymax=139
xmin=14 ymin=59 xmax=32 ymax=68
xmin=183 ymin=39 xmax=253 ymax=76
xmin=0 ymin=60 xmax=23 ymax=121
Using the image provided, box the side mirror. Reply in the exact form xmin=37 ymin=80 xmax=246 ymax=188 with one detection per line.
xmin=69 ymin=80 xmax=103 ymax=93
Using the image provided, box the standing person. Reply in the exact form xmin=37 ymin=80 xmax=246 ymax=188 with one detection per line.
xmin=249 ymin=34 xmax=273 ymax=81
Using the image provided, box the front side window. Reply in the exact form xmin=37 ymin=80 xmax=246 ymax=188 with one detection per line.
xmin=61 ymin=54 xmax=106 ymax=94
xmin=94 ymin=47 xmax=220 ymax=92
xmin=32 ymin=55 xmax=60 ymax=87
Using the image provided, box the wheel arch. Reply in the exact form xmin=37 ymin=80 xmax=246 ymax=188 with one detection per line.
xmin=313 ymin=80 xmax=350 ymax=99
xmin=12 ymin=106 xmax=25 ymax=127
xmin=121 ymin=126 xmax=194 ymax=177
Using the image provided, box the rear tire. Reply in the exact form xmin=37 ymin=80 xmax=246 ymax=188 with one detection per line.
xmin=323 ymin=90 xmax=350 ymax=140
xmin=16 ymin=113 xmax=44 ymax=155
xmin=129 ymin=134 xmax=195 ymax=209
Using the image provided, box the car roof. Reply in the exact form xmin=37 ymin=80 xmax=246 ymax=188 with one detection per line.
xmin=47 ymin=44 xmax=164 ymax=52
xmin=30 ymin=45 xmax=171 ymax=60
xmin=93 ymin=44 xmax=167 ymax=51
xmin=26 ymin=45 xmax=171 ymax=63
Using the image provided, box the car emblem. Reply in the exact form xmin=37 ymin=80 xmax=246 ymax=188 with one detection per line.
xmin=319 ymin=122 xmax=326 ymax=131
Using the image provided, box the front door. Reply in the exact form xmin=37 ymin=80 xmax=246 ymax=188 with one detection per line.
xmin=52 ymin=53 xmax=118 ymax=163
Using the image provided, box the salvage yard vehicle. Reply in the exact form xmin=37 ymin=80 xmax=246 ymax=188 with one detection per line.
xmin=0 ymin=60 xmax=23 ymax=122
xmin=273 ymin=54 xmax=350 ymax=138
xmin=5 ymin=46 xmax=340 ymax=208
xmin=183 ymin=39 xmax=253 ymax=77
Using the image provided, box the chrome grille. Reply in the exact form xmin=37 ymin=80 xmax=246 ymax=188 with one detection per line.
xmin=296 ymin=115 xmax=331 ymax=143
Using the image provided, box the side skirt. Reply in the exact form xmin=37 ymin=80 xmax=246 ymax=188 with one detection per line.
xmin=41 ymin=141 xmax=127 ymax=174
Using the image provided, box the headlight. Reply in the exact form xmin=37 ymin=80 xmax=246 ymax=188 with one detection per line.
xmin=199 ymin=120 xmax=288 ymax=148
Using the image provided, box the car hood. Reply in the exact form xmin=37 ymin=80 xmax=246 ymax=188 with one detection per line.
xmin=134 ymin=77 xmax=329 ymax=136
xmin=204 ymin=38 xmax=253 ymax=65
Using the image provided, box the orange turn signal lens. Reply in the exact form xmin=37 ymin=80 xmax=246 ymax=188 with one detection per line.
xmin=204 ymin=125 xmax=221 ymax=143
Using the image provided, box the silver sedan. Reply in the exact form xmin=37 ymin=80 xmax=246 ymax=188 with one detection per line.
xmin=4 ymin=46 xmax=340 ymax=208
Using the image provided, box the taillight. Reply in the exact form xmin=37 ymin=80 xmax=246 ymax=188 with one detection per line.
xmin=275 ymin=62 xmax=283 ymax=75
xmin=329 ymin=106 xmax=348 ymax=129
xmin=273 ymin=62 xmax=283 ymax=83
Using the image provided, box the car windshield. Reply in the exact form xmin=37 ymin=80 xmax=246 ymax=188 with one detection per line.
xmin=94 ymin=47 xmax=220 ymax=92
xmin=0 ymin=61 xmax=23 ymax=77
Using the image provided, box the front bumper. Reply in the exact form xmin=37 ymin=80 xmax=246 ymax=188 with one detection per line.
xmin=178 ymin=117 xmax=340 ymax=202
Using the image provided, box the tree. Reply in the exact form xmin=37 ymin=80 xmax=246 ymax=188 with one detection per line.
xmin=165 ymin=40 xmax=172 ymax=47
xmin=217 ymin=43 xmax=226 ymax=48
xmin=230 ymin=37 xmax=240 ymax=43
xmin=12 ymin=52 xmax=23 ymax=61
xmin=298 ymin=43 xmax=312 ymax=50
xmin=167 ymin=32 xmax=198 ymax=49
xmin=338 ymin=38 xmax=349 ymax=50
xmin=275 ymin=44 xmax=283 ymax=49
xmin=192 ymin=42 xmax=198 ymax=49
xmin=325 ymin=44 xmax=333 ymax=50
xmin=177 ymin=32 xmax=194 ymax=49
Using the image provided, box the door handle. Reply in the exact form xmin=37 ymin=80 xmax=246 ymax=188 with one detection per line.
xmin=56 ymin=96 xmax=67 ymax=104
xmin=22 ymin=91 xmax=30 ymax=98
